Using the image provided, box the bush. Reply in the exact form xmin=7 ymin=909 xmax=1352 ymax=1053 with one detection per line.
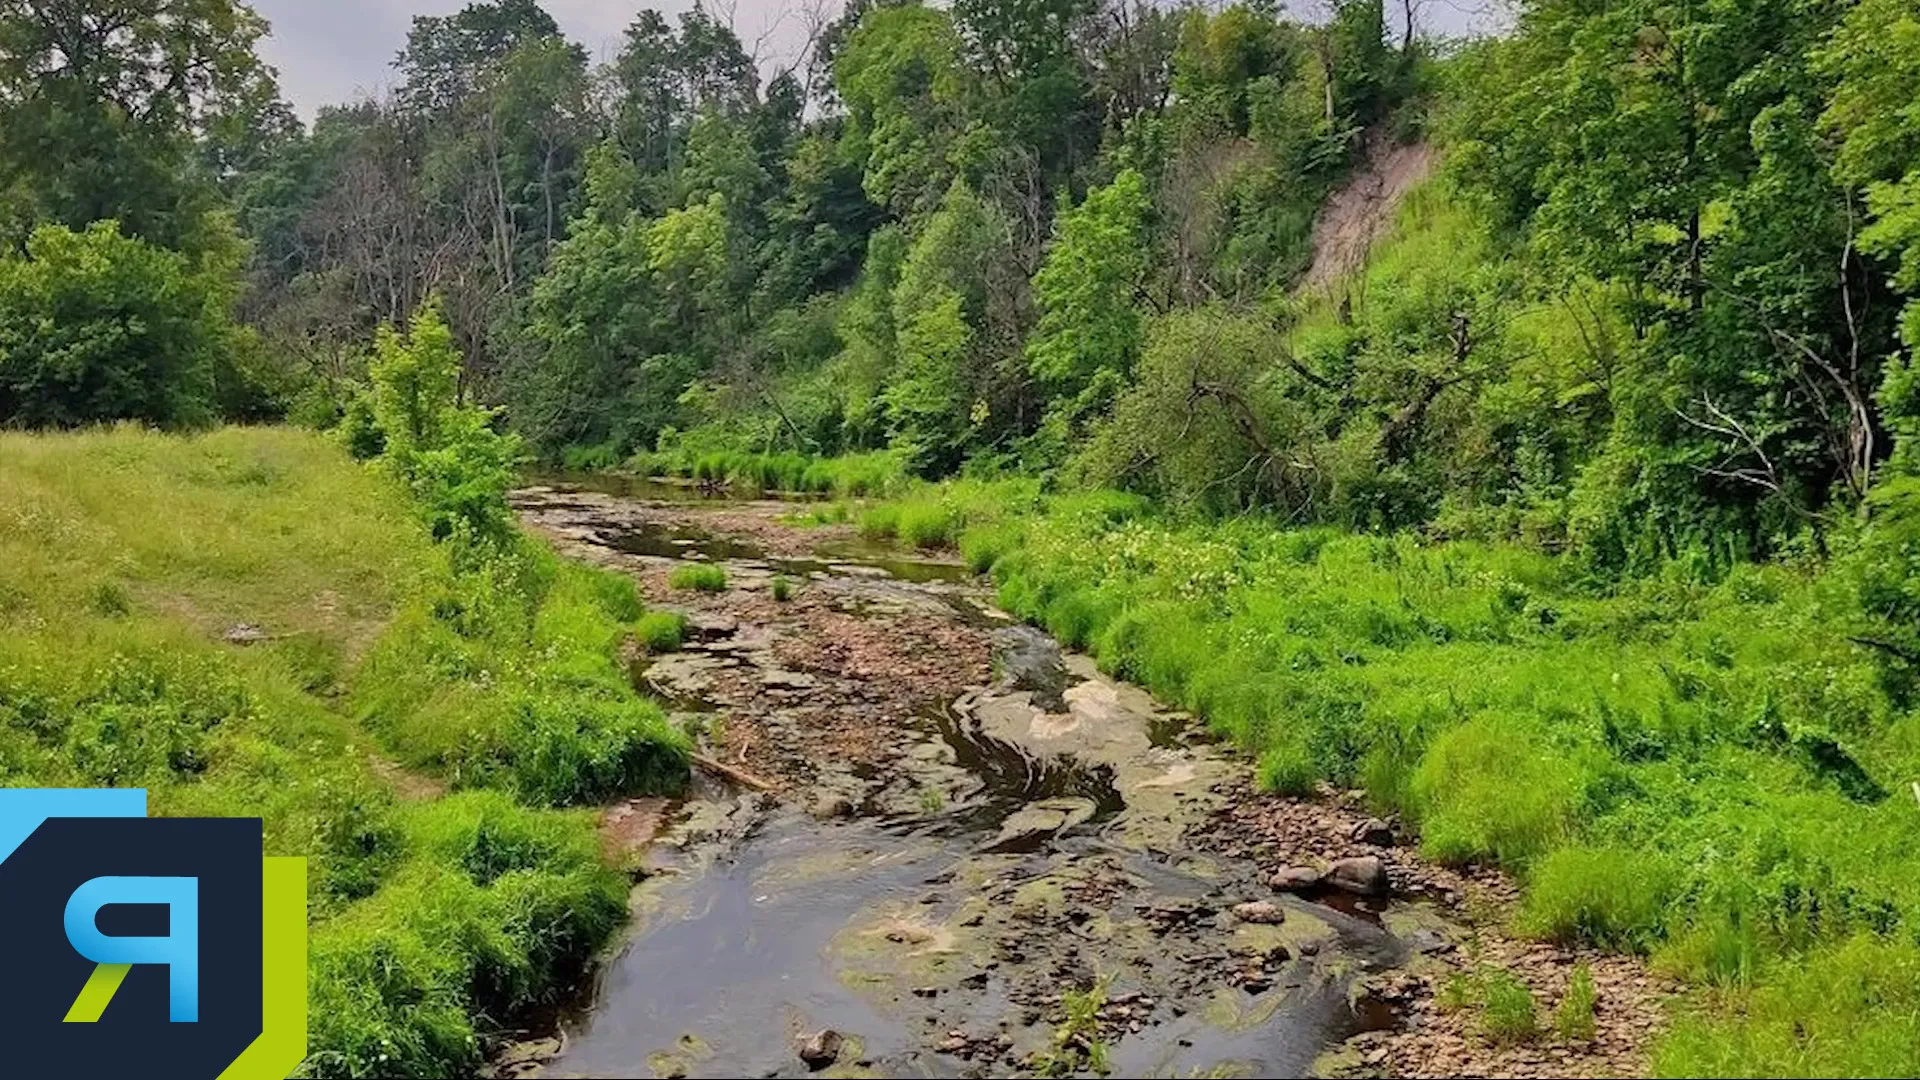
xmin=668 ymin=564 xmax=729 ymax=593
xmin=0 ymin=221 xmax=244 ymax=429
xmin=636 ymin=611 xmax=688 ymax=652
xmin=362 ymin=302 xmax=525 ymax=545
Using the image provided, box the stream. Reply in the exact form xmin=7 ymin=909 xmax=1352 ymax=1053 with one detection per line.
xmin=508 ymin=477 xmax=1451 ymax=1080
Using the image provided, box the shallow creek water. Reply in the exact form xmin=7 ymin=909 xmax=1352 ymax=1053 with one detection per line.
xmin=511 ymin=478 xmax=1437 ymax=1080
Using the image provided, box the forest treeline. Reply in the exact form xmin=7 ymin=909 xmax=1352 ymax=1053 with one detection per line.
xmin=3 ymin=0 xmax=1919 ymax=576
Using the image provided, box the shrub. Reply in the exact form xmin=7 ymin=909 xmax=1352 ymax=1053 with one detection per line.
xmin=364 ymin=302 xmax=525 ymax=545
xmin=668 ymin=564 xmax=728 ymax=593
xmin=636 ymin=611 xmax=688 ymax=652
xmin=0 ymin=221 xmax=240 ymax=429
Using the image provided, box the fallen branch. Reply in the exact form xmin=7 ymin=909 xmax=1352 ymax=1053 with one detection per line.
xmin=692 ymin=752 xmax=778 ymax=792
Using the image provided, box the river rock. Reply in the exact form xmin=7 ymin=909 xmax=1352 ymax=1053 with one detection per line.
xmin=809 ymin=792 xmax=856 ymax=820
xmin=1351 ymin=817 xmax=1396 ymax=847
xmin=1232 ymin=901 xmax=1287 ymax=925
xmin=797 ymin=1029 xmax=844 ymax=1070
xmin=993 ymin=625 xmax=1071 ymax=712
xmin=1269 ymin=866 xmax=1325 ymax=892
xmin=983 ymin=796 xmax=1098 ymax=852
xmin=1325 ymin=856 xmax=1390 ymax=897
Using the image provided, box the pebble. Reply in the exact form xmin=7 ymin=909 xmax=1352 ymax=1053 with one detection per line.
xmin=1233 ymin=900 xmax=1287 ymax=925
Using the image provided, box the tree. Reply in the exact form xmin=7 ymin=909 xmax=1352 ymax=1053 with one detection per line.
xmin=395 ymin=0 xmax=564 ymax=115
xmin=611 ymin=8 xmax=760 ymax=190
xmin=835 ymin=4 xmax=969 ymax=219
xmin=1027 ymin=168 xmax=1151 ymax=426
xmin=1821 ymin=0 xmax=1920 ymax=357
xmin=886 ymin=182 xmax=1019 ymax=469
xmin=0 ymin=220 xmax=244 ymax=427
xmin=0 ymin=0 xmax=279 ymax=252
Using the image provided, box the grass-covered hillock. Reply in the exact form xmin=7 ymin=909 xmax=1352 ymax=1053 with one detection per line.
xmin=0 ymin=413 xmax=687 ymax=1077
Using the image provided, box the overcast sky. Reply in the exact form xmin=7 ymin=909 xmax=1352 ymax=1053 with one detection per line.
xmin=252 ymin=1 xmax=1504 ymax=120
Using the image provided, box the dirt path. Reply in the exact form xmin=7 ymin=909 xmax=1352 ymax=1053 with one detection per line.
xmin=508 ymin=480 xmax=1672 ymax=1080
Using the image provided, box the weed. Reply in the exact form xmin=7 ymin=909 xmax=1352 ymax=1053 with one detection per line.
xmin=1479 ymin=969 xmax=1539 ymax=1045
xmin=771 ymin=576 xmax=794 ymax=602
xmin=668 ymin=564 xmax=728 ymax=593
xmin=636 ymin=611 xmax=688 ymax=653
xmin=1030 ymin=976 xmax=1113 ymax=1076
xmin=1555 ymin=962 xmax=1598 ymax=1041
xmin=89 ymin=580 xmax=131 ymax=617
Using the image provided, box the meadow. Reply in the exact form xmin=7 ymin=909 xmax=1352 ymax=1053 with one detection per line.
xmin=0 ymin=425 xmax=688 ymax=1078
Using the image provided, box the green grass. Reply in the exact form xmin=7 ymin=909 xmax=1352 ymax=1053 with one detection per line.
xmin=858 ymin=478 xmax=1046 ymax=550
xmin=636 ymin=610 xmax=688 ymax=652
xmin=877 ymin=482 xmax=1920 ymax=1077
xmin=626 ymin=448 xmax=909 ymax=498
xmin=0 ymin=426 xmax=688 ymax=1078
xmin=1480 ymin=969 xmax=1540 ymax=1045
xmin=771 ymin=576 xmax=794 ymax=602
xmin=1556 ymin=963 xmax=1598 ymax=1041
xmin=668 ymin=564 xmax=728 ymax=593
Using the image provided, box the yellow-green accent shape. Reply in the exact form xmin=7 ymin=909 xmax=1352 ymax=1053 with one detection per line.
xmin=63 ymin=963 xmax=132 ymax=1023
xmin=218 ymin=857 xmax=308 ymax=1080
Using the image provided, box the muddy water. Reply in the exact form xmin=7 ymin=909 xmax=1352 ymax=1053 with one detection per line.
xmin=514 ymin=480 xmax=1422 ymax=1080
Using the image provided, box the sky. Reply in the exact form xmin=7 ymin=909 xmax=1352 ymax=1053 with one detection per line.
xmin=251 ymin=1 xmax=1504 ymax=120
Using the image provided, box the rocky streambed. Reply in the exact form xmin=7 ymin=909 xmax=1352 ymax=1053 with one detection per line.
xmin=506 ymin=477 xmax=1671 ymax=1080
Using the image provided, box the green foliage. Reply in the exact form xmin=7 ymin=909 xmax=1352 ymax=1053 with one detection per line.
xmin=771 ymin=576 xmax=795 ymax=603
xmin=1027 ymin=169 xmax=1152 ymax=433
xmin=1479 ymin=969 xmax=1539 ymax=1046
xmin=1656 ymin=937 xmax=1920 ymax=1078
xmin=306 ymin=792 xmax=625 ymax=1079
xmin=668 ymin=564 xmax=729 ymax=593
xmin=630 ymin=447 xmax=909 ymax=497
xmin=1521 ymin=846 xmax=1676 ymax=952
xmin=1555 ymin=963 xmax=1598 ymax=1042
xmin=364 ymin=302 xmax=525 ymax=544
xmin=925 ymin=483 xmax=1920 ymax=1072
xmin=860 ymin=479 xmax=1045 ymax=550
xmin=636 ymin=610 xmax=688 ymax=652
xmin=0 ymin=221 xmax=248 ymax=428
xmin=1412 ymin=715 xmax=1578 ymax=868
xmin=1434 ymin=965 xmax=1539 ymax=1046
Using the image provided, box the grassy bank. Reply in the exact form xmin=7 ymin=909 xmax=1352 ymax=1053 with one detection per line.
xmin=0 ymin=426 xmax=688 ymax=1077
xmin=623 ymin=446 xmax=910 ymax=498
xmin=860 ymin=481 xmax=1920 ymax=1076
